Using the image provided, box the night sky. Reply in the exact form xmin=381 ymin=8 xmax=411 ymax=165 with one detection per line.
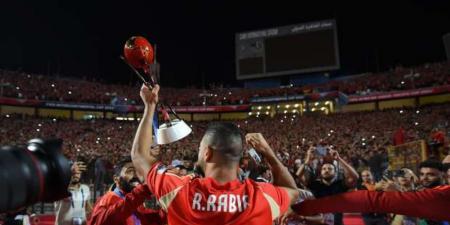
xmin=1 ymin=0 xmax=449 ymax=88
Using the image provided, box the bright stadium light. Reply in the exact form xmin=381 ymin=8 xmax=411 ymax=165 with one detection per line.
xmin=294 ymin=104 xmax=299 ymax=107
xmin=286 ymin=105 xmax=290 ymax=108
xmin=248 ymin=112 xmax=252 ymax=116
xmin=258 ymin=106 xmax=262 ymax=110
xmin=314 ymin=102 xmax=319 ymax=106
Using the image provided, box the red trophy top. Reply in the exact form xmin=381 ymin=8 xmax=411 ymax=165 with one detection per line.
xmin=123 ymin=36 xmax=154 ymax=69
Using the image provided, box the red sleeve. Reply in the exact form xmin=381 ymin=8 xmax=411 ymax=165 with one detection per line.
xmin=292 ymin=185 xmax=450 ymax=221
xmin=88 ymin=184 xmax=152 ymax=225
xmin=258 ymin=182 xmax=291 ymax=217
xmin=146 ymin=163 xmax=192 ymax=200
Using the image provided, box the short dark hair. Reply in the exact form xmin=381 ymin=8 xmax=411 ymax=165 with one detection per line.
xmin=114 ymin=157 xmax=132 ymax=176
xmin=202 ymin=122 xmax=243 ymax=162
xmin=419 ymin=159 xmax=444 ymax=172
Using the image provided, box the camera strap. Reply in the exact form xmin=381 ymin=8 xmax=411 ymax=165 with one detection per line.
xmin=70 ymin=187 xmax=84 ymax=209
xmin=113 ymin=188 xmax=141 ymax=225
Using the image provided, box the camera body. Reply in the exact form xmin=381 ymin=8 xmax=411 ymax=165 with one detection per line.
xmin=0 ymin=139 xmax=72 ymax=213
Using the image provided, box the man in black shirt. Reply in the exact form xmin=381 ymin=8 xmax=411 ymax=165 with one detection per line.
xmin=297 ymin=147 xmax=359 ymax=225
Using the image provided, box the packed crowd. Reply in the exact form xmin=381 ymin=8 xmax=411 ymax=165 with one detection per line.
xmin=1 ymin=61 xmax=449 ymax=106
xmin=1 ymin=103 xmax=448 ymax=184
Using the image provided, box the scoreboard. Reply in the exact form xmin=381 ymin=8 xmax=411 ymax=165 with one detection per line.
xmin=236 ymin=19 xmax=340 ymax=80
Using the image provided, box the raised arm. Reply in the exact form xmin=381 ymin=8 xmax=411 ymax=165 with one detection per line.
xmin=295 ymin=147 xmax=315 ymax=186
xmin=330 ymin=149 xmax=359 ymax=187
xmin=131 ymin=84 xmax=160 ymax=181
xmin=246 ymin=133 xmax=299 ymax=204
xmin=292 ymin=186 xmax=450 ymax=221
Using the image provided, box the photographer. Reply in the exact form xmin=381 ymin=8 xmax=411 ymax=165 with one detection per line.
xmin=296 ymin=146 xmax=359 ymax=225
xmin=55 ymin=161 xmax=93 ymax=225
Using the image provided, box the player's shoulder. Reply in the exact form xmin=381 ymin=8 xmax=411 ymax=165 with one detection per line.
xmin=96 ymin=191 xmax=120 ymax=207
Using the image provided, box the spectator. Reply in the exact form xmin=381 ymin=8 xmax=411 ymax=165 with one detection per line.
xmin=55 ymin=162 xmax=93 ymax=225
xmin=297 ymin=147 xmax=359 ymax=225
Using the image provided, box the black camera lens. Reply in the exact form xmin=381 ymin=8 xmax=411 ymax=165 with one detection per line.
xmin=0 ymin=139 xmax=72 ymax=213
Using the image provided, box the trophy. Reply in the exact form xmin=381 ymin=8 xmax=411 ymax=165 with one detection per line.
xmin=121 ymin=36 xmax=191 ymax=144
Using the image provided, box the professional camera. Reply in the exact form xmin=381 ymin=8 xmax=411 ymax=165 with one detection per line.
xmin=0 ymin=139 xmax=72 ymax=213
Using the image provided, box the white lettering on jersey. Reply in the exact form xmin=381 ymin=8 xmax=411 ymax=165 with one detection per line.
xmin=236 ymin=195 xmax=242 ymax=212
xmin=191 ymin=193 xmax=248 ymax=213
xmin=206 ymin=195 xmax=216 ymax=212
xmin=192 ymin=193 xmax=202 ymax=210
xmin=217 ymin=194 xmax=228 ymax=212
xmin=229 ymin=194 xmax=237 ymax=213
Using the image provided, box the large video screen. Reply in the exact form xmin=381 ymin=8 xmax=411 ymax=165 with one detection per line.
xmin=236 ymin=20 xmax=340 ymax=80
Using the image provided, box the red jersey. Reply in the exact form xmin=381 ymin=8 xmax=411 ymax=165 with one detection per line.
xmin=89 ymin=184 xmax=164 ymax=225
xmin=292 ymin=185 xmax=450 ymax=221
xmin=146 ymin=163 xmax=291 ymax=225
